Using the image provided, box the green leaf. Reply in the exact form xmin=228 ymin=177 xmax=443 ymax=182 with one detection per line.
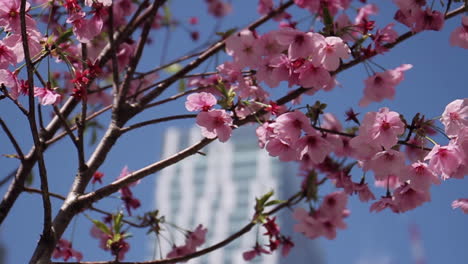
xmin=164 ymin=63 xmax=182 ymax=73
xmin=55 ymin=28 xmax=73 ymax=46
xmin=264 ymin=199 xmax=285 ymax=207
xmin=92 ymin=219 xmax=112 ymax=235
xmin=216 ymin=28 xmax=238 ymax=39
xmin=178 ymin=79 xmax=186 ymax=92
xmin=113 ymin=212 xmax=124 ymax=234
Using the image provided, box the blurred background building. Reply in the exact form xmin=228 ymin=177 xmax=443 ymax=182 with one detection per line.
xmin=153 ymin=125 xmax=324 ymax=264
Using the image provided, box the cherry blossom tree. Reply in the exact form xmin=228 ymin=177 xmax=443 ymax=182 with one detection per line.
xmin=0 ymin=0 xmax=466 ymax=263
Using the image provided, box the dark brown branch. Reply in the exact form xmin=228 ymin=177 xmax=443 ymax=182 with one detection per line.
xmin=20 ymin=0 xmax=53 ymax=248
xmin=0 ymin=118 xmax=25 ymax=160
xmin=120 ymin=114 xmax=197 ymax=133
xmin=117 ymin=0 xmax=164 ymax=108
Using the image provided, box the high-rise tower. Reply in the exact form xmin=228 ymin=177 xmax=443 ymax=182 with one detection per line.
xmin=153 ymin=125 xmax=323 ymax=264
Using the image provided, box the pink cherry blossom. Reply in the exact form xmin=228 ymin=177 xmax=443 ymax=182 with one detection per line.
xmin=296 ymin=128 xmax=333 ymax=164
xmin=265 ymin=137 xmax=299 ymax=162
xmin=205 ymin=0 xmax=232 ymax=17
xmin=355 ymin=4 xmax=379 ymax=25
xmin=393 ymin=183 xmax=431 ymax=212
xmin=356 ymin=107 xmax=405 ymax=149
xmin=0 ymin=41 xmax=17 ymax=68
xmin=186 ymin=224 xmax=207 ymax=250
xmin=242 ymin=243 xmax=270 ymax=261
xmin=52 ymin=239 xmax=83 ymax=262
xmin=294 ymin=192 xmax=349 ymax=240
xmin=440 ymin=98 xmax=468 ymax=137
xmin=450 ymin=16 xmax=468 ymax=49
xmin=85 ymin=0 xmax=112 ymax=7
xmin=315 ymin=36 xmax=350 ymax=71
xmin=34 ymin=87 xmax=61 ymax=105
xmin=295 ymin=61 xmax=331 ymax=89
xmin=66 ymin=11 xmax=103 ymax=43
xmin=400 ymin=162 xmax=440 ymax=192
xmin=185 ymin=92 xmax=217 ymax=112
xmin=424 ymin=144 xmax=465 ymax=180
xmin=373 ymin=23 xmax=398 ymax=53
xmin=0 ymin=0 xmax=36 ymax=33
xmin=0 ymin=69 xmax=20 ymax=99
xmin=359 ymin=64 xmax=412 ymax=106
xmin=273 ymin=110 xmax=310 ymax=142
xmin=364 ymin=149 xmax=406 ymax=181
xmin=196 ymin=109 xmax=233 ymax=142
xmin=452 ymin=198 xmax=468 ymax=214
xmin=412 ymin=7 xmax=444 ymax=33
xmin=226 ymin=30 xmax=261 ymax=68
xmin=275 ymin=29 xmax=323 ymax=60
xmin=257 ymin=0 xmax=273 ymax=14
xmin=370 ymin=196 xmax=400 ymax=213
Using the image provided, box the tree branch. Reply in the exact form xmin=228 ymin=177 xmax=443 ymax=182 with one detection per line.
xmin=120 ymin=114 xmax=197 ymax=134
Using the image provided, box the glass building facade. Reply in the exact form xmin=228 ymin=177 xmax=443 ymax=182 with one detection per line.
xmin=153 ymin=126 xmax=323 ymax=264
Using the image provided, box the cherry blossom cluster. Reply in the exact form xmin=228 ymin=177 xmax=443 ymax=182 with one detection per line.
xmin=186 ymin=92 xmax=234 ymax=142
xmin=294 ymin=191 xmax=350 ymax=240
xmin=52 ymin=239 xmax=83 ymax=262
xmin=166 ymin=224 xmax=208 ymax=259
xmin=242 ymin=217 xmax=294 ymax=261
xmin=117 ymin=166 xmax=141 ymax=216
xmin=90 ymin=215 xmax=131 ymax=260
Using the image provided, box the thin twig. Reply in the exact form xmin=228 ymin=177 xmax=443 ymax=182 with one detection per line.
xmin=120 ymin=114 xmax=197 ymax=133
xmin=0 ymin=118 xmax=25 ymax=160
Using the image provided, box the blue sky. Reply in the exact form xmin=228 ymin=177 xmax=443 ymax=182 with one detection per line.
xmin=0 ymin=0 xmax=467 ymax=263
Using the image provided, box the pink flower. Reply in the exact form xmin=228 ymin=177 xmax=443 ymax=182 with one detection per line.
xmin=0 ymin=0 xmax=36 ymax=33
xmin=52 ymin=239 xmax=83 ymax=262
xmin=226 ymin=30 xmax=261 ymax=68
xmin=424 ymin=144 xmax=465 ymax=180
xmin=257 ymin=0 xmax=273 ymax=14
xmin=85 ymin=0 xmax=112 ymax=6
xmin=117 ymin=166 xmax=141 ymax=216
xmin=440 ymin=98 xmax=468 ymax=137
xmin=275 ymin=29 xmax=323 ymax=60
xmin=34 ymin=87 xmax=61 ymax=105
xmin=370 ymin=196 xmax=400 ymax=213
xmin=205 ymin=0 xmax=232 ymax=17
xmin=196 ymin=109 xmax=233 ymax=142
xmin=265 ymin=137 xmax=299 ymax=162
xmin=359 ymin=64 xmax=412 ymax=106
xmin=0 ymin=41 xmax=17 ymax=68
xmin=185 ymin=225 xmax=207 ymax=250
xmin=355 ymin=4 xmax=379 ymax=25
xmin=185 ymin=92 xmax=217 ymax=112
xmin=296 ymin=128 xmax=333 ymax=164
xmin=373 ymin=23 xmax=398 ymax=53
xmin=452 ymin=198 xmax=468 ymax=214
xmin=0 ymin=69 xmax=20 ymax=99
xmin=400 ymin=162 xmax=440 ymax=192
xmin=412 ymin=7 xmax=444 ymax=33
xmin=450 ymin=16 xmax=468 ymax=49
xmin=273 ymin=110 xmax=310 ymax=142
xmin=294 ymin=192 xmax=349 ymax=240
xmin=393 ymin=183 xmax=431 ymax=212
xmin=364 ymin=149 xmax=406 ymax=181
xmin=243 ymin=243 xmax=270 ymax=261
xmin=66 ymin=12 xmax=103 ymax=43
xmin=295 ymin=61 xmax=331 ymax=89
xmin=313 ymin=36 xmax=350 ymax=71
xmin=355 ymin=107 xmax=405 ymax=149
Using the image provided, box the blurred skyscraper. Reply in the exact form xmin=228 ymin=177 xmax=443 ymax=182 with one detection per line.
xmin=153 ymin=125 xmax=324 ymax=264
